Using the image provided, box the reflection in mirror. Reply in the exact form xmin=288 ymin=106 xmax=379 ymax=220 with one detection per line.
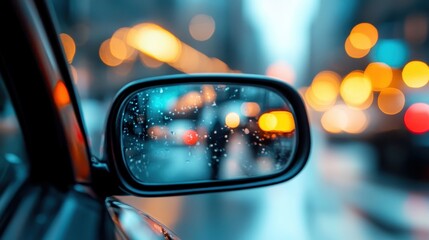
xmin=121 ymin=84 xmax=296 ymax=184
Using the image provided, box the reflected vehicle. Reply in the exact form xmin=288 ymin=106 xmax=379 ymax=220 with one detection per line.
xmin=0 ymin=1 xmax=310 ymax=239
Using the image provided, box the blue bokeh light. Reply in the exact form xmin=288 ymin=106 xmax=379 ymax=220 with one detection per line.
xmin=371 ymin=39 xmax=409 ymax=68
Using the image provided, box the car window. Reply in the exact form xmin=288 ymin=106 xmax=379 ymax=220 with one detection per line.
xmin=0 ymin=73 xmax=28 ymax=212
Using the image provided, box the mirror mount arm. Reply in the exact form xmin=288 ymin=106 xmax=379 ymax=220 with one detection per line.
xmin=91 ymin=156 xmax=128 ymax=197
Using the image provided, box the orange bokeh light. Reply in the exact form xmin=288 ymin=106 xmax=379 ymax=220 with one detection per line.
xmin=377 ymin=88 xmax=405 ymax=115
xmin=99 ymin=39 xmax=123 ymax=67
xmin=60 ymin=33 xmax=76 ymax=63
xmin=364 ymin=62 xmax=393 ymax=91
xmin=345 ymin=37 xmax=370 ymax=58
xmin=349 ymin=23 xmax=378 ymax=49
xmin=54 ymin=81 xmax=70 ymax=108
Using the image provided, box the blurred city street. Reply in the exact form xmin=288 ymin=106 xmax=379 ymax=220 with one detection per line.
xmin=52 ymin=0 xmax=429 ymax=239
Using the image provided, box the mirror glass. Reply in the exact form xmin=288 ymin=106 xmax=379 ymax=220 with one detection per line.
xmin=121 ymin=83 xmax=297 ymax=184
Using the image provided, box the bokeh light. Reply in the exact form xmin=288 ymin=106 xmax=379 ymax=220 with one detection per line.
xmin=99 ymin=39 xmax=123 ymax=67
xmin=364 ymin=62 xmax=392 ymax=91
xmin=111 ymin=27 xmax=136 ymax=61
xmin=189 ymin=14 xmax=216 ymax=41
xmin=349 ymin=23 xmax=378 ymax=49
xmin=270 ymin=111 xmax=295 ymax=133
xmin=182 ymin=129 xmax=199 ymax=145
xmin=139 ymin=53 xmax=164 ymax=68
xmin=371 ymin=39 xmax=408 ymax=68
xmin=202 ymin=85 xmax=217 ymax=103
xmin=404 ymin=103 xmax=429 ymax=134
xmin=402 ymin=60 xmax=429 ymax=88
xmin=266 ymin=61 xmax=295 ymax=84
xmin=54 ymin=81 xmax=71 ymax=108
xmin=354 ymin=92 xmax=373 ymax=110
xmin=127 ymin=23 xmax=182 ymax=63
xmin=241 ymin=102 xmax=260 ymax=117
xmin=345 ymin=37 xmax=370 ymax=58
xmin=309 ymin=71 xmax=340 ymax=108
xmin=258 ymin=113 xmax=277 ymax=131
xmin=59 ymin=33 xmax=76 ymax=63
xmin=343 ymin=108 xmax=368 ymax=134
xmin=321 ymin=104 xmax=368 ymax=134
xmin=404 ymin=14 xmax=428 ymax=45
xmin=321 ymin=105 xmax=348 ymax=134
xmin=225 ymin=112 xmax=240 ymax=128
xmin=378 ymin=88 xmax=405 ymax=115
xmin=340 ymin=71 xmax=372 ymax=107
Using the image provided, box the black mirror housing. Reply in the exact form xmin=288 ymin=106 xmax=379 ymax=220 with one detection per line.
xmin=104 ymin=74 xmax=311 ymax=197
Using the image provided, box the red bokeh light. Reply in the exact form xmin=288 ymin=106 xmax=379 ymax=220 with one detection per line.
xmin=182 ymin=129 xmax=199 ymax=145
xmin=404 ymin=103 xmax=429 ymax=134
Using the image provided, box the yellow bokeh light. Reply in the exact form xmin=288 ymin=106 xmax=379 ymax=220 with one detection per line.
xmin=270 ymin=111 xmax=295 ymax=133
xmin=364 ymin=62 xmax=393 ymax=91
xmin=258 ymin=113 xmax=277 ymax=131
xmin=402 ymin=60 xmax=429 ymax=88
xmin=241 ymin=102 xmax=260 ymax=117
xmin=127 ymin=23 xmax=182 ymax=63
xmin=354 ymin=92 xmax=374 ymax=110
xmin=99 ymin=39 xmax=123 ymax=67
xmin=345 ymin=37 xmax=370 ymax=58
xmin=350 ymin=22 xmax=378 ymax=47
xmin=377 ymin=88 xmax=405 ymax=115
xmin=225 ymin=112 xmax=240 ymax=128
xmin=189 ymin=14 xmax=216 ymax=41
xmin=310 ymin=71 xmax=340 ymax=107
xmin=60 ymin=33 xmax=76 ymax=63
xmin=340 ymin=71 xmax=372 ymax=107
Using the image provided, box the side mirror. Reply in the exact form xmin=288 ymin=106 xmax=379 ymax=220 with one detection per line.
xmin=104 ymin=74 xmax=310 ymax=196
